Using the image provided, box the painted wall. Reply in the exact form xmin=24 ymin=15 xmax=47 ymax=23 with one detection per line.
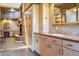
xmin=42 ymin=3 xmax=49 ymax=33
xmin=32 ymin=4 xmax=39 ymax=51
xmin=50 ymin=26 xmax=79 ymax=36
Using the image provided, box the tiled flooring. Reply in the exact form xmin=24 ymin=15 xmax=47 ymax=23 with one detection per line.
xmin=0 ymin=48 xmax=38 ymax=56
xmin=0 ymin=37 xmax=38 ymax=56
xmin=0 ymin=37 xmax=26 ymax=51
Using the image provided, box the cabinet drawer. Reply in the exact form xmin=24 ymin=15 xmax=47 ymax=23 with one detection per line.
xmin=63 ymin=47 xmax=79 ymax=56
xmin=63 ymin=40 xmax=79 ymax=51
xmin=42 ymin=36 xmax=62 ymax=45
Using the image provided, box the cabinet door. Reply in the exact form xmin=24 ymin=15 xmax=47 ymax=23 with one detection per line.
xmin=39 ymin=36 xmax=49 ymax=56
xmin=63 ymin=47 xmax=79 ymax=56
xmin=34 ymin=34 xmax=39 ymax=53
xmin=63 ymin=40 xmax=79 ymax=51
xmin=48 ymin=43 xmax=62 ymax=56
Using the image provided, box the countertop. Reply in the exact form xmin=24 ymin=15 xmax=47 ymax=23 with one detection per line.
xmin=34 ymin=32 xmax=79 ymax=43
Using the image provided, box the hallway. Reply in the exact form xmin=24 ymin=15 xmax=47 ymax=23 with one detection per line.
xmin=0 ymin=48 xmax=37 ymax=56
xmin=0 ymin=38 xmax=37 ymax=56
xmin=0 ymin=37 xmax=26 ymax=51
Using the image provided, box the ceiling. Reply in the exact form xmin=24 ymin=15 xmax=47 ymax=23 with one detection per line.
xmin=0 ymin=3 xmax=21 ymax=9
xmin=0 ymin=4 xmax=21 ymax=19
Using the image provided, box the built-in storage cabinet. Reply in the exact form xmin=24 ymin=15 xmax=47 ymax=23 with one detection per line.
xmin=38 ymin=35 xmax=49 ymax=56
xmin=48 ymin=43 xmax=62 ymax=56
xmin=63 ymin=47 xmax=79 ymax=56
xmin=34 ymin=34 xmax=63 ymax=56
xmin=34 ymin=33 xmax=79 ymax=56
xmin=63 ymin=40 xmax=79 ymax=51
xmin=63 ymin=40 xmax=79 ymax=56
xmin=34 ymin=34 xmax=39 ymax=53
xmin=51 ymin=3 xmax=79 ymax=26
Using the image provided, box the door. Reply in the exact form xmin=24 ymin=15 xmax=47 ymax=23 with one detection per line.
xmin=63 ymin=47 xmax=79 ymax=56
xmin=39 ymin=36 xmax=49 ymax=56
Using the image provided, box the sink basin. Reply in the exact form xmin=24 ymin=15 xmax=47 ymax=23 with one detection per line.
xmin=50 ymin=34 xmax=65 ymax=37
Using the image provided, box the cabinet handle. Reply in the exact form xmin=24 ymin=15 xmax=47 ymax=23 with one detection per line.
xmin=52 ymin=40 xmax=57 ymax=42
xmin=66 ymin=44 xmax=73 ymax=47
xmin=36 ymin=39 xmax=38 ymax=42
xmin=44 ymin=37 xmax=47 ymax=39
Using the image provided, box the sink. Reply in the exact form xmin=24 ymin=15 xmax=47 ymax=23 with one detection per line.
xmin=50 ymin=34 xmax=65 ymax=37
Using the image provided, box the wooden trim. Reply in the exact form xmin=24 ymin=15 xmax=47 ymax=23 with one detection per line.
xmin=34 ymin=32 xmax=79 ymax=44
xmin=52 ymin=22 xmax=79 ymax=26
xmin=23 ymin=41 xmax=27 ymax=45
xmin=20 ymin=3 xmax=22 ymax=18
xmin=19 ymin=3 xmax=22 ymax=9
xmin=23 ymin=4 xmax=32 ymax=14
xmin=28 ymin=48 xmax=40 ymax=56
xmin=76 ymin=3 xmax=78 ymax=21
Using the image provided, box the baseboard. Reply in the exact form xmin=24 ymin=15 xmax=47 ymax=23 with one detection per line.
xmin=23 ymin=42 xmax=27 ymax=45
xmin=28 ymin=48 xmax=40 ymax=56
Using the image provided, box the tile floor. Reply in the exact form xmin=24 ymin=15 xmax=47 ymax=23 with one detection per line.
xmin=0 ymin=37 xmax=38 ymax=56
xmin=0 ymin=48 xmax=38 ymax=56
xmin=0 ymin=37 xmax=26 ymax=51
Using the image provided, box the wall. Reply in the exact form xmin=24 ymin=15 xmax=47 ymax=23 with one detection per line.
xmin=42 ymin=3 xmax=49 ymax=33
xmin=50 ymin=26 xmax=79 ymax=36
xmin=32 ymin=4 xmax=39 ymax=51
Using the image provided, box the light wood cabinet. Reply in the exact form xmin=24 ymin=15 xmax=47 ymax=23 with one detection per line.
xmin=48 ymin=43 xmax=62 ymax=56
xmin=63 ymin=40 xmax=79 ymax=51
xmin=35 ymin=34 xmax=63 ymax=56
xmin=63 ymin=40 xmax=79 ymax=56
xmin=34 ymin=34 xmax=39 ymax=53
xmin=34 ymin=33 xmax=79 ymax=56
xmin=38 ymin=35 xmax=49 ymax=56
xmin=63 ymin=47 xmax=79 ymax=56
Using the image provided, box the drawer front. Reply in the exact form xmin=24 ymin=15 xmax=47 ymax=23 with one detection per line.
xmin=63 ymin=47 xmax=79 ymax=56
xmin=63 ymin=40 xmax=79 ymax=51
xmin=42 ymin=36 xmax=62 ymax=45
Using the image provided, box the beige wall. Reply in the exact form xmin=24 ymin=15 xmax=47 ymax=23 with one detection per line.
xmin=42 ymin=3 xmax=50 ymax=33
xmin=50 ymin=26 xmax=79 ymax=36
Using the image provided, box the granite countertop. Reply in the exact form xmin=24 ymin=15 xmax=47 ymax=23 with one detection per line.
xmin=34 ymin=32 xmax=79 ymax=42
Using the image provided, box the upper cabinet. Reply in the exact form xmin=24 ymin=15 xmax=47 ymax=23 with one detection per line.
xmin=50 ymin=3 xmax=79 ymax=26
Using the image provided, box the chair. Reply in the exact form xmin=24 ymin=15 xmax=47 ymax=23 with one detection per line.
xmin=15 ymin=35 xmax=23 ymax=42
xmin=0 ymin=37 xmax=5 ymax=45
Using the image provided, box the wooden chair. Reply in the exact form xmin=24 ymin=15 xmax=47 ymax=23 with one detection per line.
xmin=0 ymin=37 xmax=5 ymax=45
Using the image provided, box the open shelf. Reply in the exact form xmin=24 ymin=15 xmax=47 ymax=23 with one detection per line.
xmin=52 ymin=22 xmax=79 ymax=26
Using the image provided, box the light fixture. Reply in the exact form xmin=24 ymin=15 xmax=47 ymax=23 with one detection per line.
xmin=10 ymin=8 xmax=15 ymax=12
